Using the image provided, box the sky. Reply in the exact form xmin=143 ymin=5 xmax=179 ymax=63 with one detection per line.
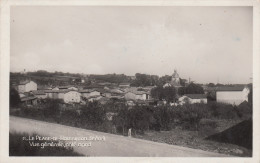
xmin=10 ymin=6 xmax=252 ymax=84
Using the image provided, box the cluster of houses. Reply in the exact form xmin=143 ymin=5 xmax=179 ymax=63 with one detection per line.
xmin=15 ymin=70 xmax=251 ymax=107
xmin=16 ymin=80 xmax=152 ymax=106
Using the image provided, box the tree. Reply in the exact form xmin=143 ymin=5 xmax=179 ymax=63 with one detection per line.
xmin=151 ymin=86 xmax=177 ymax=103
xmin=151 ymin=86 xmax=164 ymax=100
xmin=157 ymin=75 xmax=171 ymax=86
xmin=180 ymin=78 xmax=187 ymax=87
xmin=163 ymin=86 xmax=177 ymax=103
xmin=131 ymin=73 xmax=159 ymax=87
xmin=185 ymin=83 xmax=204 ymax=94
xmin=178 ymin=87 xmax=186 ymax=96
xmin=10 ymin=87 xmax=21 ymax=107
xmin=208 ymin=83 xmax=215 ymax=87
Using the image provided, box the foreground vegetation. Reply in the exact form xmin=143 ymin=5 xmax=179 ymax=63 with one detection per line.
xmin=10 ymin=98 xmax=252 ymax=156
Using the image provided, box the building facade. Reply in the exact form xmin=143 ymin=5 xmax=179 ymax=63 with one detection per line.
xmin=18 ymin=81 xmax=37 ymax=93
xmin=179 ymin=94 xmax=207 ymax=105
xmin=64 ymin=90 xmax=81 ymax=103
xmin=216 ymin=86 xmax=250 ymax=105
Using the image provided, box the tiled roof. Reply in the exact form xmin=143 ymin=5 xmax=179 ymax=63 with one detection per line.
xmin=184 ymin=94 xmax=207 ymax=99
xmin=216 ymin=86 xmax=247 ymax=92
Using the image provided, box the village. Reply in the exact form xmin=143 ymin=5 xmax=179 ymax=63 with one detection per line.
xmin=11 ymin=69 xmax=251 ymax=107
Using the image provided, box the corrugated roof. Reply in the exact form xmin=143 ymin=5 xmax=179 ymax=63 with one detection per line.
xmin=184 ymin=94 xmax=207 ymax=99
xmin=216 ymin=86 xmax=247 ymax=92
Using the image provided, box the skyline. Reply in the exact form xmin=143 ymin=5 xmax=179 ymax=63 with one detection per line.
xmin=10 ymin=6 xmax=253 ymax=84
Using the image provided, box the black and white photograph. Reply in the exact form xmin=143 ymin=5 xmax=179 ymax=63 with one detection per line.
xmin=1 ymin=0 xmax=260 ymax=162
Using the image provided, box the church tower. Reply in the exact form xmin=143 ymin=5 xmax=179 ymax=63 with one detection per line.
xmin=171 ymin=69 xmax=181 ymax=87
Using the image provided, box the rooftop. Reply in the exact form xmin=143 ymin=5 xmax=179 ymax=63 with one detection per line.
xmin=216 ymin=86 xmax=247 ymax=92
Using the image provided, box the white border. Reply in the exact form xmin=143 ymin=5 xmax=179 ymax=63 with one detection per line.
xmin=1 ymin=0 xmax=260 ymax=163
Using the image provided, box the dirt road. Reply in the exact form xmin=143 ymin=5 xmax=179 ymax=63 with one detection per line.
xmin=9 ymin=116 xmax=229 ymax=157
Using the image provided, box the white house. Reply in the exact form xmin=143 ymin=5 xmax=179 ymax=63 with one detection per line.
xmin=179 ymin=94 xmax=207 ymax=105
xmin=125 ymin=91 xmax=150 ymax=101
xmin=45 ymin=90 xmax=68 ymax=100
xmin=216 ymin=86 xmax=250 ymax=105
xmin=64 ymin=90 xmax=81 ymax=103
xmin=18 ymin=81 xmax=37 ymax=93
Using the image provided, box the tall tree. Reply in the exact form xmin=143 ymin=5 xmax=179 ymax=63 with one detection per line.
xmin=10 ymin=87 xmax=21 ymax=107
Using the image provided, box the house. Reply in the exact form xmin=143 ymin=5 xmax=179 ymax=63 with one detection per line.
xmin=20 ymin=96 xmax=38 ymax=105
xmin=45 ymin=90 xmax=67 ymax=100
xmin=80 ymin=89 xmax=101 ymax=98
xmin=124 ymin=91 xmax=150 ymax=101
xmin=119 ymin=83 xmax=131 ymax=88
xmin=179 ymin=94 xmax=207 ymax=105
xmin=110 ymin=92 xmax=124 ymax=99
xmin=79 ymin=89 xmax=91 ymax=98
xmin=110 ymin=88 xmax=125 ymax=94
xmin=64 ymin=90 xmax=81 ymax=103
xmin=59 ymin=86 xmax=78 ymax=91
xmin=52 ymin=87 xmax=59 ymax=90
xmin=18 ymin=81 xmax=37 ymax=93
xmin=216 ymin=86 xmax=250 ymax=105
xmin=87 ymin=95 xmax=103 ymax=102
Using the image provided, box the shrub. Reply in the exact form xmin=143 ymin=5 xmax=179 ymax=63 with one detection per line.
xmin=236 ymin=101 xmax=252 ymax=119
xmin=207 ymin=102 xmax=239 ymax=119
xmin=173 ymin=104 xmax=207 ymax=131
